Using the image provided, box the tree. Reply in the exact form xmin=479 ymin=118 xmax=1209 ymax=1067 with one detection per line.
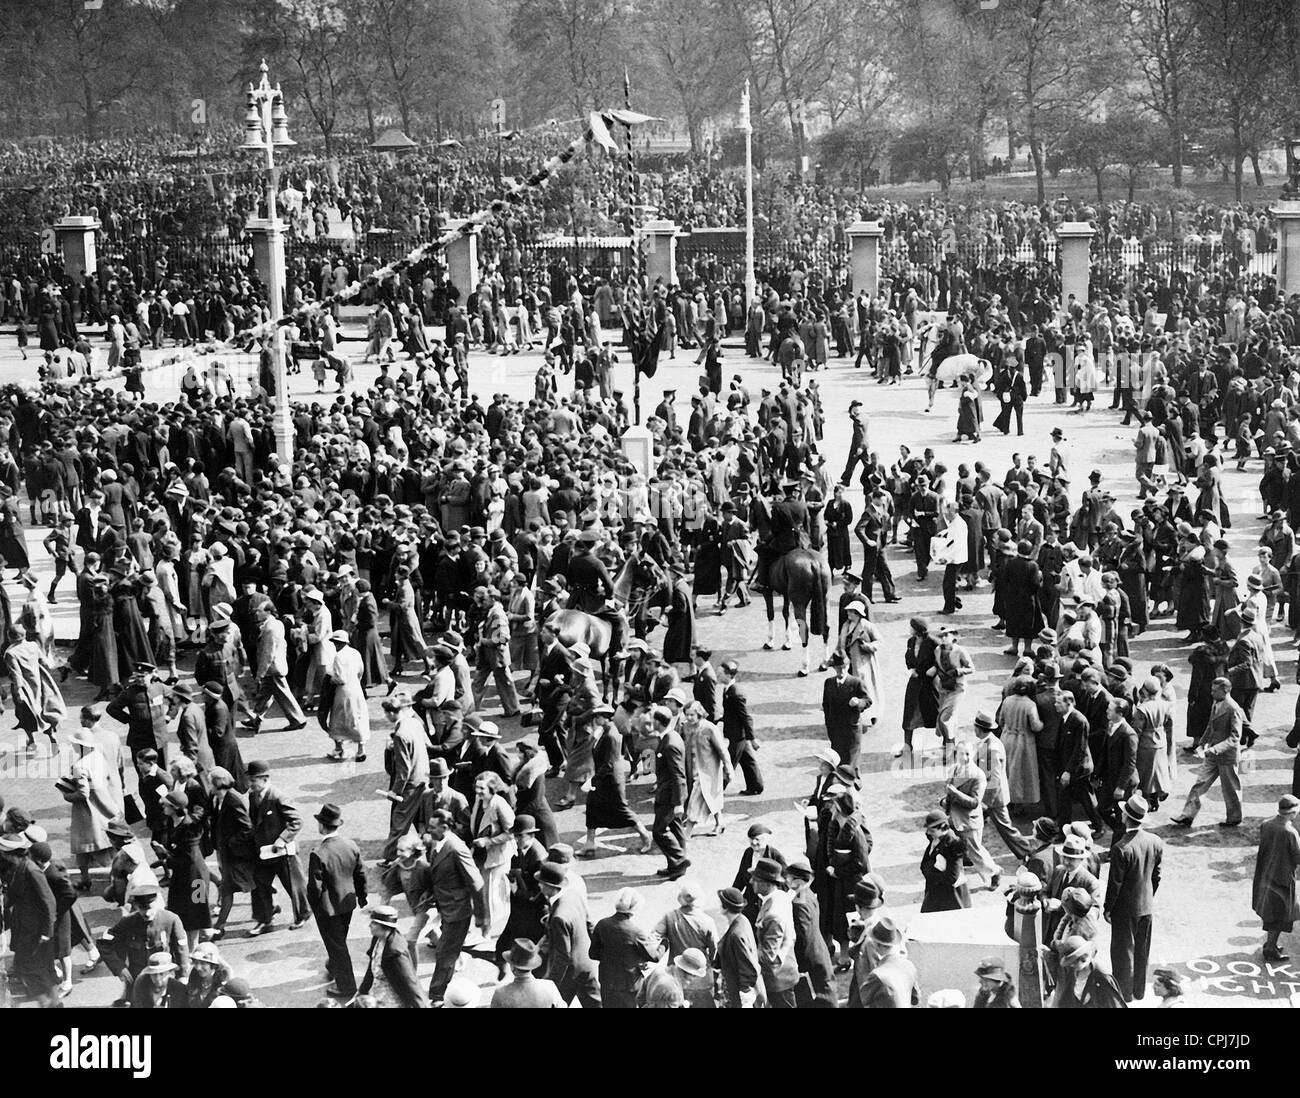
xmin=509 ymin=0 xmax=632 ymax=119
xmin=261 ymin=0 xmax=356 ymax=156
xmin=890 ymin=119 xmax=969 ymax=190
xmin=991 ymin=0 xmax=1120 ymax=204
xmin=634 ymin=0 xmax=735 ymax=153
xmin=1187 ymin=0 xmax=1282 ymax=201
xmin=728 ymin=0 xmax=844 ymax=165
xmin=1121 ymin=0 xmax=1198 ymax=187
xmin=1054 ymin=118 xmax=1119 ymax=203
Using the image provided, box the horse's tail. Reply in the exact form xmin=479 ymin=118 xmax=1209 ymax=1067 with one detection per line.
xmin=810 ymin=557 xmax=828 ymax=638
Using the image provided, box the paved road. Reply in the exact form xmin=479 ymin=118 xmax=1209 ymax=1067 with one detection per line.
xmin=1 ymin=325 xmax=1291 ymax=1007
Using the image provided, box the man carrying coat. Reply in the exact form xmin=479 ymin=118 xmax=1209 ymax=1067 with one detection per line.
xmin=1104 ymin=792 xmax=1163 ymax=1002
xmin=307 ymin=803 xmax=368 ymax=1000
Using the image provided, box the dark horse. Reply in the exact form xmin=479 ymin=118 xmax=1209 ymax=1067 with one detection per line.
xmin=762 ymin=547 xmax=831 ymax=676
xmin=546 ymin=554 xmax=671 ymax=701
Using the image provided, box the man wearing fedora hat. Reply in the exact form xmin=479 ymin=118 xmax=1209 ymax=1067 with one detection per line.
xmin=589 ymin=887 xmax=658 ymax=1008
xmin=717 ymin=885 xmax=762 ymax=1007
xmin=0 ymin=831 xmax=59 ymax=1006
xmin=855 ymin=917 xmax=919 ymax=1007
xmin=246 ymin=603 xmax=308 ymax=733
xmin=1104 ymin=792 xmax=1163 ymax=1002
xmin=750 ymin=855 xmax=799 ymax=1007
xmin=416 ymin=758 xmax=470 ymax=841
xmin=972 ymin=711 xmax=1035 ymax=862
xmin=358 ymin=905 xmax=427 ymax=1008
xmin=245 ymin=759 xmax=310 ymax=936
xmin=489 ymin=937 xmax=566 ymax=1008
xmin=1253 ymin=794 xmax=1300 ymax=962
xmin=786 ymin=857 xmax=837 ymax=1007
xmin=307 ymin=803 xmax=368 ymax=999
xmin=536 ymin=860 xmax=602 ymax=1007
xmin=379 ymin=691 xmax=429 ymax=864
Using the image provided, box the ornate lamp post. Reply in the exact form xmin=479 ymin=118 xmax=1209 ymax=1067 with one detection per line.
xmin=739 ymin=80 xmax=756 ymax=309
xmin=239 ymin=60 xmax=296 ymax=465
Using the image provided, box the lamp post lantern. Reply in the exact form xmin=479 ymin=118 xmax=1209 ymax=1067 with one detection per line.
xmin=739 ymin=80 xmax=756 ymax=309
xmin=239 ymin=59 xmax=296 ymax=466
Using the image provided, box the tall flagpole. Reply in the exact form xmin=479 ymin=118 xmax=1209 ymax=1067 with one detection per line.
xmin=623 ymin=67 xmax=645 ymax=426
xmin=740 ymin=79 xmax=756 ymax=309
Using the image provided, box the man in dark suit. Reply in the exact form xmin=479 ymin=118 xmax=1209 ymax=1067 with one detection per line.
xmin=0 ymin=833 xmax=58 ymax=1006
xmin=1099 ymin=698 xmax=1139 ymax=843
xmin=650 ymin=707 xmax=689 ymax=880
xmin=909 ymin=474 xmax=942 ymax=579
xmin=854 ymin=491 xmax=900 ymax=603
xmin=246 ymin=759 xmax=309 ymax=934
xmin=417 ymin=807 xmax=483 ymax=1004
xmin=821 ymin=653 xmax=871 ymax=772
xmin=690 ymin=646 xmax=719 ymax=721
xmin=210 ymin=765 xmax=255 ymax=937
xmin=534 ymin=623 xmax=572 ymax=769
xmin=589 ymin=887 xmax=657 ymax=1008
xmin=307 ymin=803 xmax=368 ymax=999
xmin=537 ymin=861 xmax=602 ymax=1007
xmin=415 ymin=758 xmax=470 ymax=841
xmin=1054 ymin=690 xmax=1104 ymax=831
xmin=106 ymin=664 xmax=169 ymax=764
xmin=1104 ymin=792 xmax=1163 ymax=1002
xmin=169 ymin=683 xmax=213 ymax=786
xmin=720 ymin=658 xmax=764 ymax=795
xmin=785 ymin=858 xmax=837 ymax=1007
xmin=716 ymin=885 xmax=762 ymax=1006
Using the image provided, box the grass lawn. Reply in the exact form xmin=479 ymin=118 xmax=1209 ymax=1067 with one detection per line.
xmin=851 ymin=167 xmax=1290 ymax=209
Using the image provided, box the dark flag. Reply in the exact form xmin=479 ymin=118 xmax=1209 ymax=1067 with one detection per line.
xmin=636 ymin=323 xmax=665 ymax=379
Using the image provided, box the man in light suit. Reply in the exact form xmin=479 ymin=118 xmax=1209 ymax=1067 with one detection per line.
xmin=245 ymin=606 xmax=307 ymax=732
xmin=971 ymin=711 xmax=1034 ymax=861
xmin=246 ymin=759 xmax=309 ymax=934
xmin=1171 ymin=676 xmax=1243 ymax=829
xmin=307 ymin=803 xmax=368 ymax=999
xmin=417 ymin=807 xmax=483 ymax=1004
xmin=1104 ymin=792 xmax=1164 ymax=1002
xmin=537 ymin=860 xmax=602 ymax=1007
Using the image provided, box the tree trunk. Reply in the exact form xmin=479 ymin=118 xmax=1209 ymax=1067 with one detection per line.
xmin=1171 ymin=131 xmax=1184 ymax=188
xmin=1127 ymin=172 xmax=1136 ymax=204
xmin=364 ymin=96 xmax=377 ymax=144
xmin=1250 ymin=150 xmax=1263 ymax=186
xmin=1233 ymin=151 xmax=1244 ymax=203
xmin=1030 ymin=136 xmax=1046 ymax=206
xmin=1094 ymin=169 xmax=1104 ymax=205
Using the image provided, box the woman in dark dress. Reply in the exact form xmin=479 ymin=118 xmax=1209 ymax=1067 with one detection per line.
xmin=580 ymin=717 xmax=652 ymax=856
xmin=920 ymin=809 xmax=971 ymax=912
xmin=111 ymin=572 xmax=155 ymax=676
xmin=1185 ymin=625 xmax=1228 ymax=748
xmin=818 ymin=791 xmax=872 ymax=967
xmin=1175 ymin=544 xmax=1213 ymax=634
xmin=155 ymin=789 xmax=212 ymax=952
xmin=824 ymin=485 xmax=853 ymax=573
xmin=350 ymin=578 xmax=389 ymax=690
xmin=692 ymin=511 xmax=723 ymax=612
xmin=88 ymin=574 xmax=120 ymax=699
xmin=511 ymin=738 xmax=558 ymax=849
xmin=955 ymin=374 xmax=982 ymax=442
xmin=901 ymin=617 xmax=939 ymax=752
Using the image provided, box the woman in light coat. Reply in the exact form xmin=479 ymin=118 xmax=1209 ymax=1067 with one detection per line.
xmin=470 ymin=771 xmax=516 ymax=938
xmin=838 ymin=602 xmax=882 ymax=708
xmin=301 ymin=588 xmax=334 ymax=705
xmin=683 ymin=701 xmax=733 ymax=836
xmin=997 ymin=675 xmax=1043 ymax=806
xmin=1133 ymin=677 xmax=1174 ymax=807
xmin=326 ymin=630 xmax=369 ymax=761
xmin=58 ymin=724 xmax=123 ymax=888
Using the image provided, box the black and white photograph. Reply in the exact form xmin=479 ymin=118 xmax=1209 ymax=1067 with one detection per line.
xmin=0 ymin=0 xmax=1297 ymax=1070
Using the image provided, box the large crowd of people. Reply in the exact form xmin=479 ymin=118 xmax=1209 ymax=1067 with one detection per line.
xmin=2 ymin=117 xmax=1300 ymax=1009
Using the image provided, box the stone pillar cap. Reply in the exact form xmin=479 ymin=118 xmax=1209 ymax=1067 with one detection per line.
xmin=1056 ymin=220 xmax=1096 ymax=237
